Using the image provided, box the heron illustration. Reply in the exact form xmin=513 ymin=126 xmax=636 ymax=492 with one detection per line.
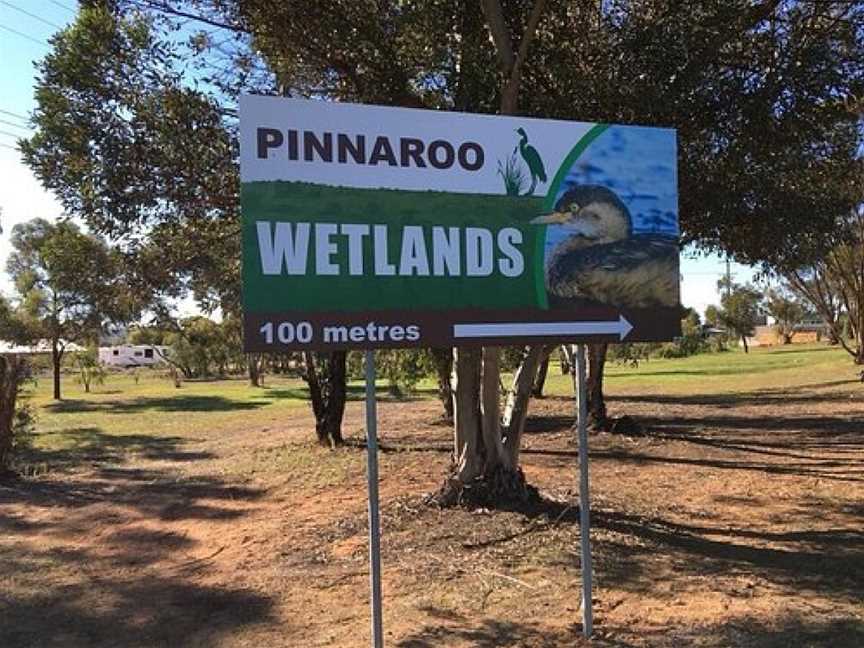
xmin=515 ymin=127 xmax=547 ymax=196
xmin=530 ymin=185 xmax=679 ymax=308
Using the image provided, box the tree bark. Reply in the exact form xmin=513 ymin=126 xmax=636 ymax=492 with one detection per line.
xmin=481 ymin=0 xmax=548 ymax=114
xmin=480 ymin=346 xmax=506 ymax=472
xmin=0 ymin=354 xmax=26 ymax=469
xmin=304 ymin=351 xmax=347 ymax=447
xmin=502 ymin=345 xmax=545 ymax=468
xmin=451 ymin=347 xmax=483 ymax=482
xmin=741 ymin=335 xmax=749 ymax=353
xmin=51 ymin=337 xmax=63 ymax=401
xmin=586 ymin=343 xmax=608 ymax=430
xmin=430 ymin=348 xmax=454 ymax=421
xmin=559 ymin=346 xmax=571 ymax=374
xmin=248 ymin=353 xmax=262 ymax=387
xmin=531 ymin=346 xmax=553 ymax=397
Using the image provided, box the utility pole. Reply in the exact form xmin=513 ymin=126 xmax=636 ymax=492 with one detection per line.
xmin=725 ymin=257 xmax=732 ymax=299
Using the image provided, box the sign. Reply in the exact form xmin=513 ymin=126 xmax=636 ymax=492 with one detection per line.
xmin=240 ymin=96 xmax=681 ymax=351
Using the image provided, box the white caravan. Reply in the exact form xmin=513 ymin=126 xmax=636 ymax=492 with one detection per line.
xmin=99 ymin=345 xmax=170 ymax=367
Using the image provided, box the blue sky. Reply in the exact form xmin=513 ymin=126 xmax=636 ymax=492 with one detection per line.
xmin=0 ymin=1 xmax=756 ymax=318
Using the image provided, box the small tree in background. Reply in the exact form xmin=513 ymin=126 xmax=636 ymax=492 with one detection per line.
xmin=659 ymin=310 xmax=709 ymax=358
xmin=6 ymin=219 xmax=132 ymax=400
xmin=74 ymin=348 xmax=107 ymax=394
xmin=715 ymin=282 xmax=764 ymax=353
xmin=778 ymin=208 xmax=864 ymax=365
xmin=764 ymin=287 xmax=806 ymax=344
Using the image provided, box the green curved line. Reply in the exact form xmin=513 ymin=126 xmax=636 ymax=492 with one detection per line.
xmin=543 ymin=123 xmax=611 ymax=208
xmin=533 ymin=123 xmax=611 ymax=310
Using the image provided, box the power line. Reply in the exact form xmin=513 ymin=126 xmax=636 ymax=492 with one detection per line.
xmin=0 ymin=22 xmax=46 ymax=46
xmin=48 ymin=0 xmax=76 ymax=13
xmin=0 ymin=128 xmax=25 ymax=140
xmin=0 ymin=118 xmax=29 ymax=131
xmin=0 ymin=142 xmax=18 ymax=150
xmin=0 ymin=1 xmax=62 ymax=30
xmin=0 ymin=108 xmax=27 ymax=122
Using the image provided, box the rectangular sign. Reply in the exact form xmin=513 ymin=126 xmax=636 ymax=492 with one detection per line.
xmin=240 ymin=96 xmax=681 ymax=351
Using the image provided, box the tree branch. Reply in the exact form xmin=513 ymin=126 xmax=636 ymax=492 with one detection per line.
xmin=480 ymin=0 xmax=515 ymax=74
xmin=484 ymin=0 xmax=549 ymax=115
xmin=511 ymin=0 xmax=548 ymax=87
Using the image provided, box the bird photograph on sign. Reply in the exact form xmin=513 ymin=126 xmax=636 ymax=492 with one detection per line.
xmin=530 ymin=126 xmax=679 ymax=310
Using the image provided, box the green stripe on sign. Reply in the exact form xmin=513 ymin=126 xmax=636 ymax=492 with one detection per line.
xmin=242 ymin=181 xmax=544 ymax=313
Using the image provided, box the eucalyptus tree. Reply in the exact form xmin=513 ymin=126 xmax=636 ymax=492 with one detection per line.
xmin=764 ymin=286 xmax=806 ymax=344
xmin=714 ymin=282 xmax=764 ymax=353
xmin=21 ymin=4 xmax=354 ymax=445
xmin=783 ymin=207 xmax=864 ymax=364
xmin=6 ymin=219 xmax=131 ymax=399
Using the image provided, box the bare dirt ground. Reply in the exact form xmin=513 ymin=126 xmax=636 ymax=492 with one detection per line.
xmin=2 ymin=376 xmax=863 ymax=647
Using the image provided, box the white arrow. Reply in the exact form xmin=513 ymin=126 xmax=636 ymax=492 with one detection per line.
xmin=453 ymin=314 xmax=633 ymax=341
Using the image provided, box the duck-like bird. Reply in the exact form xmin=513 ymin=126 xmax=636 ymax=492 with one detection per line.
xmin=515 ymin=127 xmax=547 ymax=196
xmin=530 ymin=185 xmax=679 ymax=308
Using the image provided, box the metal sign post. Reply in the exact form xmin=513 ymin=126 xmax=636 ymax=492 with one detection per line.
xmin=364 ymin=350 xmax=384 ymax=648
xmin=575 ymin=344 xmax=594 ymax=637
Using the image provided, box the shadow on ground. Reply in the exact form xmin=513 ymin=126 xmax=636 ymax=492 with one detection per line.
xmin=398 ymin=618 xmax=588 ymax=647
xmin=0 ymin=542 xmax=275 ymax=647
xmin=45 ymin=394 xmax=268 ymax=415
xmin=0 ymin=450 xmax=272 ymax=647
xmin=397 ymin=611 xmax=864 ymax=647
xmin=15 ymin=427 xmax=216 ymax=472
xmin=0 ymin=465 xmax=264 ymax=520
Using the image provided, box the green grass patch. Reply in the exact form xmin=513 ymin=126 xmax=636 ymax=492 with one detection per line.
xmin=18 ymin=372 xmax=309 ymax=470
xmin=544 ymin=343 xmax=857 ymax=397
xmin=15 ymin=343 xmax=859 ymax=475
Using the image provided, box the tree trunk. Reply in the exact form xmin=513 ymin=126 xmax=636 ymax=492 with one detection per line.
xmin=434 ymin=0 xmax=549 ymax=505
xmin=481 ymin=347 xmax=506 ymax=472
xmin=0 ymin=355 xmax=26 ymax=470
xmin=741 ymin=335 xmax=749 ymax=353
xmin=531 ymin=346 xmax=553 ymax=397
xmin=304 ymin=351 xmax=347 ymax=447
xmin=560 ymin=346 xmax=571 ymax=374
xmin=170 ymin=364 xmax=182 ymax=388
xmin=502 ymin=345 xmax=545 ymax=468
xmin=451 ymin=347 xmax=483 ymax=482
xmin=586 ymin=343 xmax=608 ymax=430
xmin=51 ymin=338 xmax=62 ymax=401
xmin=430 ymin=348 xmax=454 ymax=422
xmin=853 ymin=316 xmax=864 ymax=365
xmin=248 ymin=353 xmax=261 ymax=387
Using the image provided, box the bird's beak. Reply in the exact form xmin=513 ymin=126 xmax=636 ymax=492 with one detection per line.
xmin=530 ymin=211 xmax=570 ymax=225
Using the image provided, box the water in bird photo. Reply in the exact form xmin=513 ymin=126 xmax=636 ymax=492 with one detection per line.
xmin=532 ymin=125 xmax=680 ymax=310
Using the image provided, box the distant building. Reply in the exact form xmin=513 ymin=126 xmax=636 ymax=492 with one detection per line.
xmin=748 ymin=319 xmax=830 ymax=347
xmin=99 ymin=345 xmax=170 ymax=367
xmin=0 ymin=340 xmax=85 ymax=355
